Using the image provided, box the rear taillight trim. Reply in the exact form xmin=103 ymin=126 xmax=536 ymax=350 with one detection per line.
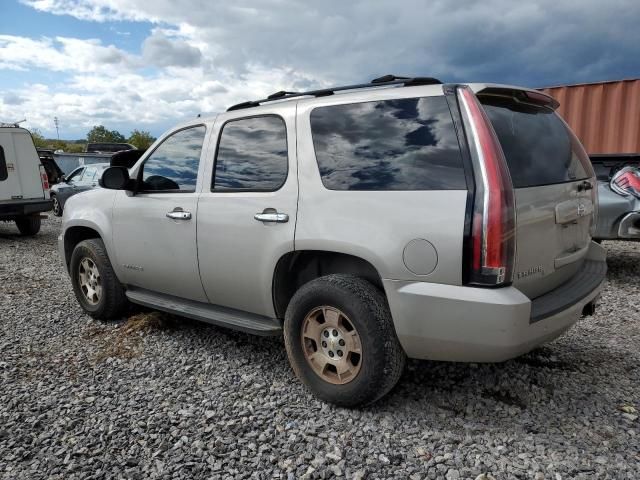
xmin=39 ymin=164 xmax=50 ymax=194
xmin=457 ymin=86 xmax=516 ymax=287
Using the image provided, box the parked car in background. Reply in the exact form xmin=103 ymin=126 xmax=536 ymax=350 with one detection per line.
xmin=86 ymin=143 xmax=135 ymax=154
xmin=541 ymin=80 xmax=640 ymax=242
xmin=37 ymin=148 xmax=64 ymax=185
xmin=590 ymin=155 xmax=640 ymax=241
xmin=0 ymin=124 xmax=52 ymax=235
xmin=50 ymin=163 xmax=109 ymax=216
xmin=59 ymin=76 xmax=606 ymax=406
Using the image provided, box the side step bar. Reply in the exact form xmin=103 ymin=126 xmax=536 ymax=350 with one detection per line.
xmin=125 ymin=287 xmax=282 ymax=336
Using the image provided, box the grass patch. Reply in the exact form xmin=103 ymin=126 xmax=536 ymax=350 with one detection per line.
xmin=93 ymin=311 xmax=176 ymax=363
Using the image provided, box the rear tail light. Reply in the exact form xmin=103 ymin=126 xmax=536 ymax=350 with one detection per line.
xmin=39 ymin=165 xmax=50 ymax=198
xmin=611 ymin=166 xmax=640 ymax=198
xmin=458 ymin=86 xmax=516 ymax=287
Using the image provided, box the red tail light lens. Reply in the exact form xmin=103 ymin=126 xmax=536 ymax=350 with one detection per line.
xmin=611 ymin=166 xmax=640 ymax=198
xmin=39 ymin=165 xmax=50 ymax=193
xmin=458 ymin=86 xmax=516 ymax=286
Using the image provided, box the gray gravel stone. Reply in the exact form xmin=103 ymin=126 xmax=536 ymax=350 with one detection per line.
xmin=1 ymin=217 xmax=639 ymax=479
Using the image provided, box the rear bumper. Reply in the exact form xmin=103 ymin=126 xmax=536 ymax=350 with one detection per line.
xmin=617 ymin=211 xmax=640 ymax=239
xmin=384 ymin=242 xmax=606 ymax=362
xmin=0 ymin=199 xmax=52 ymax=219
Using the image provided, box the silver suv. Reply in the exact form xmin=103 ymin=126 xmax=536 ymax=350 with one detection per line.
xmin=59 ymin=76 xmax=606 ymax=406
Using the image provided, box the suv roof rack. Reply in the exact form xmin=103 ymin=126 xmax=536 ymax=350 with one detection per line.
xmin=226 ymin=75 xmax=442 ymax=111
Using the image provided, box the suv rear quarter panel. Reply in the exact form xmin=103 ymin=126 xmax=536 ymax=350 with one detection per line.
xmin=295 ymin=86 xmax=468 ymax=285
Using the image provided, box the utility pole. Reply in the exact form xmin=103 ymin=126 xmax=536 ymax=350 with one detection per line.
xmin=54 ymin=117 xmax=59 ymax=140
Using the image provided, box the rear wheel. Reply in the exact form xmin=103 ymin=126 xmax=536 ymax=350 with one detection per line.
xmin=70 ymin=238 xmax=128 ymax=320
xmin=51 ymin=194 xmax=62 ymax=216
xmin=284 ymin=274 xmax=405 ymax=407
xmin=15 ymin=216 xmax=41 ymax=236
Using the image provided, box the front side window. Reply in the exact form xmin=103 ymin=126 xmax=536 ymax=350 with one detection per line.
xmin=213 ymin=116 xmax=288 ymax=191
xmin=82 ymin=166 xmax=98 ymax=182
xmin=141 ymin=126 xmax=206 ymax=192
xmin=66 ymin=167 xmax=84 ymax=184
xmin=310 ymin=96 xmax=466 ymax=191
xmin=0 ymin=146 xmax=7 ymax=181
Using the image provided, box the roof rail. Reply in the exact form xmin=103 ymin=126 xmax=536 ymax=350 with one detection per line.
xmin=226 ymin=75 xmax=442 ymax=111
xmin=0 ymin=119 xmax=26 ymax=128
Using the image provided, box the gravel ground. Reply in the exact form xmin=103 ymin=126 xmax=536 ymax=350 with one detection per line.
xmin=1 ymin=216 xmax=639 ymax=480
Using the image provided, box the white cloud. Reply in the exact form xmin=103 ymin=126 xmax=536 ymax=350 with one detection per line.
xmin=6 ymin=0 xmax=640 ymax=138
xmin=0 ymin=35 xmax=133 ymax=73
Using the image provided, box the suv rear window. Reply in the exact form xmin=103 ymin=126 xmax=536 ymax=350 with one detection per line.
xmin=480 ymin=96 xmax=591 ymax=188
xmin=310 ymin=96 xmax=466 ymax=191
xmin=0 ymin=146 xmax=7 ymax=181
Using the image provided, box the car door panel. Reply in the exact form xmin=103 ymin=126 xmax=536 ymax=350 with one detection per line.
xmin=111 ymin=124 xmax=210 ymax=302
xmin=197 ymin=107 xmax=298 ymax=317
xmin=58 ymin=167 xmax=84 ymax=206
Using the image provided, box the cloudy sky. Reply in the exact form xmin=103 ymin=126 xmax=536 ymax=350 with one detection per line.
xmin=1 ymin=0 xmax=639 ymax=139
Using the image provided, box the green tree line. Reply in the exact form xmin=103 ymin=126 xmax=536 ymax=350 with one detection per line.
xmin=30 ymin=125 xmax=157 ymax=152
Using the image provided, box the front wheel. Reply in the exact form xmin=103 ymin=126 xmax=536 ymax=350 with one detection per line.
xmin=15 ymin=216 xmax=41 ymax=236
xmin=51 ymin=194 xmax=62 ymax=216
xmin=70 ymin=238 xmax=128 ymax=320
xmin=284 ymin=274 xmax=405 ymax=407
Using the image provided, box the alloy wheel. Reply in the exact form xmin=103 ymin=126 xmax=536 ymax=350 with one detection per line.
xmin=300 ymin=306 xmax=363 ymax=385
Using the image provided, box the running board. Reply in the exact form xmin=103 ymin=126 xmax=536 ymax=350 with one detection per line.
xmin=125 ymin=288 xmax=282 ymax=336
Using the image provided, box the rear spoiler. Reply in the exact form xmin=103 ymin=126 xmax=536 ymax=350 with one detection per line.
xmin=476 ymin=87 xmax=560 ymax=110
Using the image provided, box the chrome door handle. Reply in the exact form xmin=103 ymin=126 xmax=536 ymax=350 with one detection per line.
xmin=166 ymin=208 xmax=192 ymax=220
xmin=254 ymin=212 xmax=289 ymax=223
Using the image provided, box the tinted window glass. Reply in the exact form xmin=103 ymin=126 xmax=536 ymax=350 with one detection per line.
xmin=0 ymin=146 xmax=7 ymax=181
xmin=480 ymin=97 xmax=591 ymax=188
xmin=213 ymin=116 xmax=288 ymax=191
xmin=67 ymin=167 xmax=84 ymax=183
xmin=142 ymin=126 xmax=206 ymax=192
xmin=310 ymin=96 xmax=466 ymax=191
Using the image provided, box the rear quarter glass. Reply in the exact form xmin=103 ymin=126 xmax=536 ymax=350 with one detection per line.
xmin=479 ymin=96 xmax=591 ymax=188
xmin=310 ymin=95 xmax=467 ymax=191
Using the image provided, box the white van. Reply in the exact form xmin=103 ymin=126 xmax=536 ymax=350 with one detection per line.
xmin=0 ymin=125 xmax=52 ymax=235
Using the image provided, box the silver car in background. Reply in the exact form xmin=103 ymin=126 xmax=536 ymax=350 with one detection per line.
xmin=50 ymin=163 xmax=109 ymax=216
xmin=591 ymin=156 xmax=640 ymax=241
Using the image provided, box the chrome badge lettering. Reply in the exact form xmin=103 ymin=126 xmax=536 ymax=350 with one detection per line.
xmin=516 ymin=265 xmax=544 ymax=279
xmin=123 ymin=264 xmax=144 ymax=272
xmin=577 ymin=203 xmax=586 ymax=217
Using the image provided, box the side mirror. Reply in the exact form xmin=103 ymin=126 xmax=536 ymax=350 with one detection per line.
xmin=60 ymin=175 xmax=67 ymax=183
xmin=99 ymin=166 xmax=133 ymax=190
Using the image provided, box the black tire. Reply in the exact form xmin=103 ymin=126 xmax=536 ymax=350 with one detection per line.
xmin=70 ymin=238 xmax=128 ymax=320
xmin=51 ymin=194 xmax=62 ymax=216
xmin=284 ymin=274 xmax=405 ymax=407
xmin=15 ymin=216 xmax=41 ymax=236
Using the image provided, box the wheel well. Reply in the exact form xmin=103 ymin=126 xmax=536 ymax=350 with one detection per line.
xmin=272 ymin=251 xmax=384 ymax=318
xmin=63 ymin=226 xmax=101 ymax=268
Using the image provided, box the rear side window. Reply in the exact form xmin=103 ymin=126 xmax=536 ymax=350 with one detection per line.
xmin=310 ymin=96 xmax=466 ymax=191
xmin=213 ymin=116 xmax=288 ymax=191
xmin=0 ymin=146 xmax=7 ymax=181
xmin=480 ymin=96 xmax=591 ymax=188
